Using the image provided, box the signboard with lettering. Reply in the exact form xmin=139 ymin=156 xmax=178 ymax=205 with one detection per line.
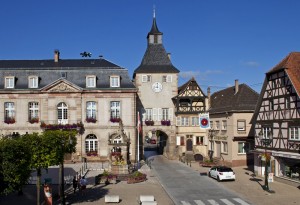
xmin=268 ymin=173 xmax=274 ymax=182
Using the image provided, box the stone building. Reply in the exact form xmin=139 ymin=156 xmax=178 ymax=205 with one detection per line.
xmin=0 ymin=50 xmax=137 ymax=162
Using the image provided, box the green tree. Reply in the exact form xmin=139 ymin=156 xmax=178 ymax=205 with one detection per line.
xmin=0 ymin=136 xmax=32 ymax=195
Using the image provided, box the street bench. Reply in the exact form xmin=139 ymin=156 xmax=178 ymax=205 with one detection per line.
xmin=105 ymin=195 xmax=120 ymax=203
xmin=139 ymin=195 xmax=157 ymax=205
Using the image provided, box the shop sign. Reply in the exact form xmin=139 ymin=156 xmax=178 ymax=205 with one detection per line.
xmin=213 ymin=136 xmax=228 ymax=140
xmin=268 ymin=173 xmax=274 ymax=183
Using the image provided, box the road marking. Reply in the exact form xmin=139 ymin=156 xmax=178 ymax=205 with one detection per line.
xmin=233 ymin=198 xmax=250 ymax=205
xmin=207 ymin=199 xmax=219 ymax=205
xmin=220 ymin=199 xmax=235 ymax=205
xmin=181 ymin=201 xmax=192 ymax=205
xmin=194 ymin=200 xmax=206 ymax=205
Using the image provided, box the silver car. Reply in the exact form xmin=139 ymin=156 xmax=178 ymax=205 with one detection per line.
xmin=208 ymin=166 xmax=236 ymax=181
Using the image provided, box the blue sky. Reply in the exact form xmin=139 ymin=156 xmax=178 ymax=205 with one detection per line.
xmin=1 ymin=1 xmax=300 ymax=94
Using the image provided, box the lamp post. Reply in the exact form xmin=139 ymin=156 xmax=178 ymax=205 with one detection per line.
xmin=258 ymin=130 xmax=273 ymax=192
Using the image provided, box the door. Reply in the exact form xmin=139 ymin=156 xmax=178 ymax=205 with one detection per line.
xmin=186 ymin=139 xmax=193 ymax=151
xmin=216 ymin=141 xmax=221 ymax=158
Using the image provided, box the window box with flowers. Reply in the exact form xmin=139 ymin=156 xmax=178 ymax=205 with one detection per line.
xmin=145 ymin=120 xmax=154 ymax=126
xmin=86 ymin=117 xmax=97 ymax=123
xmin=86 ymin=151 xmax=98 ymax=157
xmin=110 ymin=118 xmax=121 ymax=123
xmin=161 ymin=120 xmax=171 ymax=126
xmin=5 ymin=117 xmax=15 ymax=124
xmin=40 ymin=121 xmax=85 ymax=133
xmin=29 ymin=117 xmax=39 ymax=124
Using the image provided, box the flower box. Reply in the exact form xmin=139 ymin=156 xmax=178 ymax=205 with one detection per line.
xmin=110 ymin=118 xmax=121 ymax=123
xmin=161 ymin=120 xmax=171 ymax=126
xmin=111 ymin=152 xmax=122 ymax=157
xmin=145 ymin=120 xmax=154 ymax=126
xmin=86 ymin=117 xmax=97 ymax=123
xmin=40 ymin=121 xmax=85 ymax=133
xmin=127 ymin=171 xmax=147 ymax=184
xmin=4 ymin=117 xmax=15 ymax=124
xmin=29 ymin=118 xmax=39 ymax=124
xmin=86 ymin=151 xmax=98 ymax=156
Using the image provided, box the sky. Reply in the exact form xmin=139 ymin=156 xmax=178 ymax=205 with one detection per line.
xmin=1 ymin=0 xmax=300 ymax=94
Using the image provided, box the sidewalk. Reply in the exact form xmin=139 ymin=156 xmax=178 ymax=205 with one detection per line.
xmin=188 ymin=161 xmax=300 ymax=205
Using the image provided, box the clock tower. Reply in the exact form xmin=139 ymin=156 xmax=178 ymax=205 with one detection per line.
xmin=133 ymin=10 xmax=180 ymax=160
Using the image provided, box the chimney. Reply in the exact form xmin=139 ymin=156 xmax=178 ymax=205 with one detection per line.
xmin=167 ymin=53 xmax=171 ymax=60
xmin=235 ymin=79 xmax=239 ymax=94
xmin=54 ymin=50 xmax=60 ymax=62
xmin=207 ymin=87 xmax=211 ymax=109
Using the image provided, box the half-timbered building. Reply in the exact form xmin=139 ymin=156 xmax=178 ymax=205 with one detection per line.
xmin=252 ymin=52 xmax=300 ymax=186
xmin=172 ymin=77 xmax=208 ymax=161
xmin=0 ymin=50 xmax=138 ymax=163
xmin=209 ymin=80 xmax=259 ymax=167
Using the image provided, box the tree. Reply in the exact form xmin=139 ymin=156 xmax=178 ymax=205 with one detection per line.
xmin=0 ymin=136 xmax=32 ymax=195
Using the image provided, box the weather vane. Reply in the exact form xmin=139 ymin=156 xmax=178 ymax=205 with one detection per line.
xmin=80 ymin=51 xmax=92 ymax=58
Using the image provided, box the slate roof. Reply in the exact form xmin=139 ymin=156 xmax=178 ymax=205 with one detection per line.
xmin=209 ymin=84 xmax=259 ymax=114
xmin=267 ymin=52 xmax=300 ymax=97
xmin=147 ymin=17 xmax=162 ymax=37
xmin=0 ymin=58 xmax=136 ymax=90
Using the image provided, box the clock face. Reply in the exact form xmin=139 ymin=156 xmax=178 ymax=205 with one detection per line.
xmin=152 ymin=82 xmax=163 ymax=92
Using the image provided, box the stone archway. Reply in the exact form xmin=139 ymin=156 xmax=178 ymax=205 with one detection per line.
xmin=156 ymin=130 xmax=168 ymax=155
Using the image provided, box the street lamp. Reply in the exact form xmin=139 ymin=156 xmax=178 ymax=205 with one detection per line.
xmin=258 ymin=129 xmax=273 ymax=192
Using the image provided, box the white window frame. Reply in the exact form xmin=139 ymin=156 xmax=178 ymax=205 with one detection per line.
xmin=238 ymin=142 xmax=246 ymax=154
xmin=215 ymin=121 xmax=220 ymax=130
xmin=162 ymin=75 xmax=172 ymax=83
xmin=5 ymin=76 xmax=15 ymax=88
xmin=162 ymin=108 xmax=169 ymax=121
xmin=110 ymin=101 xmax=120 ymax=119
xmin=145 ymin=108 xmax=153 ymax=121
xmin=222 ymin=141 xmax=228 ymax=153
xmin=262 ymin=127 xmax=272 ymax=139
xmin=86 ymin=101 xmax=96 ymax=119
xmin=29 ymin=102 xmax=39 ymax=120
xmin=141 ymin=75 xmax=151 ymax=83
xmin=5 ymin=102 xmax=15 ymax=119
xmin=191 ymin=117 xmax=199 ymax=126
xmin=28 ymin=76 xmax=38 ymax=88
xmin=57 ymin=102 xmax=68 ymax=124
xmin=181 ymin=116 xmax=189 ymax=126
xmin=86 ymin=75 xmax=96 ymax=88
xmin=222 ymin=120 xmax=227 ymax=130
xmin=237 ymin=120 xmax=246 ymax=131
xmin=110 ymin=76 xmax=120 ymax=87
xmin=210 ymin=121 xmax=213 ymax=129
xmin=85 ymin=134 xmax=98 ymax=153
xmin=289 ymin=127 xmax=300 ymax=141
xmin=195 ymin=136 xmax=204 ymax=145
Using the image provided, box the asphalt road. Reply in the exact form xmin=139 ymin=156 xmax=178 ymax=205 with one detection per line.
xmin=148 ymin=154 xmax=253 ymax=205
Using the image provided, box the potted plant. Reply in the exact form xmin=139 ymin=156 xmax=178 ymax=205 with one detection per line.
xmin=127 ymin=171 xmax=147 ymax=184
xmin=86 ymin=150 xmax=98 ymax=156
xmin=110 ymin=118 xmax=121 ymax=123
xmin=161 ymin=120 xmax=171 ymax=126
xmin=4 ymin=117 xmax=15 ymax=124
xmin=86 ymin=117 xmax=97 ymax=123
xmin=145 ymin=120 xmax=154 ymax=126
xmin=29 ymin=117 xmax=39 ymax=124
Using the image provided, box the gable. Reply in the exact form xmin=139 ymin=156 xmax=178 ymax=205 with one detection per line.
xmin=41 ymin=79 xmax=82 ymax=93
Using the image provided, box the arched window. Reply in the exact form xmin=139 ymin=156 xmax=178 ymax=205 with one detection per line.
xmin=85 ymin=134 xmax=98 ymax=154
xmin=57 ymin=102 xmax=68 ymax=124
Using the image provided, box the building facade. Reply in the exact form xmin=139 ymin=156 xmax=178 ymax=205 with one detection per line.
xmin=252 ymin=52 xmax=300 ymax=186
xmin=0 ymin=51 xmax=138 ymax=163
xmin=209 ymin=80 xmax=259 ymax=167
xmin=133 ymin=14 xmax=180 ymax=159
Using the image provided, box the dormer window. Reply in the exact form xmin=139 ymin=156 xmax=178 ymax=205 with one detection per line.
xmin=86 ymin=75 xmax=96 ymax=88
xmin=5 ymin=76 xmax=15 ymax=88
xmin=28 ymin=76 xmax=38 ymax=88
xmin=110 ymin=76 xmax=120 ymax=87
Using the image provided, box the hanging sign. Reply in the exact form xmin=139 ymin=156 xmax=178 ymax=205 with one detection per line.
xmin=199 ymin=113 xmax=210 ymax=129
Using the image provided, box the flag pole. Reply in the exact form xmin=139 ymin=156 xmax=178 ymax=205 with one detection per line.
xmin=137 ymin=112 xmax=140 ymax=169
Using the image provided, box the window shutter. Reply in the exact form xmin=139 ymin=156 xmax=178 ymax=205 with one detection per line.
xmin=176 ymin=136 xmax=181 ymax=146
xmin=193 ymin=136 xmax=196 ymax=145
xmin=142 ymin=113 xmax=145 ymax=122
xmin=142 ymin=75 xmax=147 ymax=83
xmin=176 ymin=117 xmax=181 ymax=126
xmin=167 ymin=75 xmax=172 ymax=82
xmin=204 ymin=136 xmax=208 ymax=145
xmin=168 ymin=108 xmax=173 ymax=121
xmin=153 ymin=108 xmax=157 ymax=121
xmin=157 ymin=108 xmax=162 ymax=121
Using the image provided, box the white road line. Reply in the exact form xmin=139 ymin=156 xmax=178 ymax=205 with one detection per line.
xmin=181 ymin=201 xmax=192 ymax=205
xmin=220 ymin=199 xmax=235 ymax=205
xmin=194 ymin=200 xmax=206 ymax=205
xmin=233 ymin=198 xmax=250 ymax=205
xmin=207 ymin=199 xmax=219 ymax=205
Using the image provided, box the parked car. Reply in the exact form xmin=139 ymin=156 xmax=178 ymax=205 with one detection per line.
xmin=150 ymin=139 xmax=156 ymax=144
xmin=208 ymin=166 xmax=235 ymax=181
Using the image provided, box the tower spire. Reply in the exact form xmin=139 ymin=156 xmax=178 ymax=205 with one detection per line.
xmin=153 ymin=5 xmax=156 ymax=18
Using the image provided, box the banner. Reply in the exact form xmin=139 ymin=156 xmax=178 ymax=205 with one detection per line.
xmin=199 ymin=113 xmax=210 ymax=129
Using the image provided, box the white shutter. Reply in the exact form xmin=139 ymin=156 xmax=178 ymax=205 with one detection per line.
xmin=158 ymin=108 xmax=162 ymax=121
xmin=204 ymin=135 xmax=208 ymax=146
xmin=141 ymin=75 xmax=147 ymax=82
xmin=168 ymin=108 xmax=173 ymax=121
xmin=193 ymin=136 xmax=196 ymax=145
xmin=153 ymin=108 xmax=157 ymax=121
xmin=176 ymin=136 xmax=181 ymax=146
xmin=142 ymin=113 xmax=145 ymax=122
xmin=176 ymin=117 xmax=181 ymax=126
xmin=186 ymin=117 xmax=189 ymax=126
xmin=167 ymin=75 xmax=172 ymax=82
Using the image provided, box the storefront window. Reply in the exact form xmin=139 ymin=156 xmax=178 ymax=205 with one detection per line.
xmin=279 ymin=158 xmax=300 ymax=182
